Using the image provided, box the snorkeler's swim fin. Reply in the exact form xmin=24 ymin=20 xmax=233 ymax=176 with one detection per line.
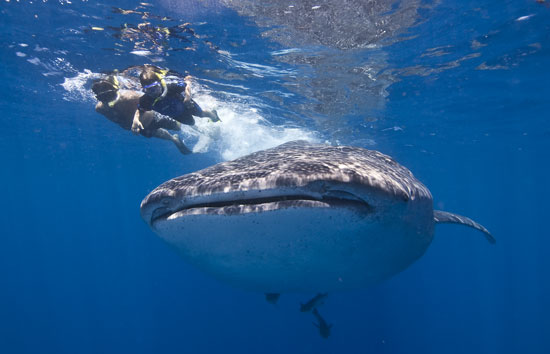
xmin=210 ymin=110 xmax=221 ymax=122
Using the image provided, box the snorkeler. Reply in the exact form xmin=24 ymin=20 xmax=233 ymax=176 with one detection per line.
xmin=92 ymin=75 xmax=192 ymax=155
xmin=131 ymin=65 xmax=220 ymax=135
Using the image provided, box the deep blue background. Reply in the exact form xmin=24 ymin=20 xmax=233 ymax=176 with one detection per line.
xmin=1 ymin=1 xmax=549 ymax=353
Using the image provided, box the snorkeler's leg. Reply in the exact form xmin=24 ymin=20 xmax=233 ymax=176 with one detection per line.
xmin=175 ymin=111 xmax=195 ymax=125
xmin=187 ymin=99 xmax=220 ymax=122
xmin=203 ymin=109 xmax=220 ymax=122
xmin=152 ymin=128 xmax=192 ymax=155
xmin=157 ymin=116 xmax=182 ymax=131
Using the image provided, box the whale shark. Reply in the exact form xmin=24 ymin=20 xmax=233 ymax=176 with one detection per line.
xmin=140 ymin=141 xmax=494 ymax=293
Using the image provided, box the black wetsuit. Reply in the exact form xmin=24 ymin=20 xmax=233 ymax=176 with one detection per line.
xmin=138 ymin=77 xmax=204 ymax=126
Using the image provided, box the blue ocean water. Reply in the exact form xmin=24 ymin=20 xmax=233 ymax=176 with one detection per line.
xmin=1 ymin=0 xmax=549 ymax=353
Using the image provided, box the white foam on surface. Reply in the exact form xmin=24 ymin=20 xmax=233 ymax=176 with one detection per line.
xmin=60 ymin=69 xmax=100 ymax=102
xmin=180 ymin=91 xmax=318 ymax=161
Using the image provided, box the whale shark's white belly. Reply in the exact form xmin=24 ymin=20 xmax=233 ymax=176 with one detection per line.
xmin=152 ymin=201 xmax=434 ymax=292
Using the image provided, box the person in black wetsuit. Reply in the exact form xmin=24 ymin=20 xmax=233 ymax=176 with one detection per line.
xmin=131 ymin=65 xmax=220 ymax=135
xmin=92 ymin=75 xmax=192 ymax=155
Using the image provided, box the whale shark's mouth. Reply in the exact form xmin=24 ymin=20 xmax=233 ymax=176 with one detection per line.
xmin=149 ymin=192 xmax=374 ymax=226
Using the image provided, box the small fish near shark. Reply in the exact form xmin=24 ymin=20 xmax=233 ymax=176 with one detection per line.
xmin=312 ymin=308 xmax=332 ymax=339
xmin=264 ymin=293 xmax=281 ymax=305
xmin=140 ymin=141 xmax=494 ymax=294
xmin=300 ymin=293 xmax=328 ymax=313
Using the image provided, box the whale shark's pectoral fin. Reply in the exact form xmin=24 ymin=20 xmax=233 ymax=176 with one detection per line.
xmin=434 ymin=210 xmax=495 ymax=244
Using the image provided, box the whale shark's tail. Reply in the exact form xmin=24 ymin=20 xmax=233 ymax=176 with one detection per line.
xmin=434 ymin=210 xmax=495 ymax=244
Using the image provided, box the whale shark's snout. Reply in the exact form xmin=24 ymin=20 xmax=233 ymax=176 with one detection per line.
xmin=139 ymin=141 xmax=492 ymax=293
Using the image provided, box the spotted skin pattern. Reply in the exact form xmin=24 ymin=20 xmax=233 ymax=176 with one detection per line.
xmin=141 ymin=140 xmax=432 ymax=210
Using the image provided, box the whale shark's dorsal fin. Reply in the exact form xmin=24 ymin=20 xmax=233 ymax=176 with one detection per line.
xmin=434 ymin=210 xmax=495 ymax=244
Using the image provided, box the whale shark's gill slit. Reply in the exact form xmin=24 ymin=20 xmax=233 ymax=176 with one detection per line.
xmin=152 ymin=195 xmax=373 ymax=223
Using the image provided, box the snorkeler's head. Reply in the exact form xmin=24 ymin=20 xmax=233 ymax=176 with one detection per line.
xmin=140 ymin=67 xmax=165 ymax=98
xmin=92 ymin=77 xmax=118 ymax=103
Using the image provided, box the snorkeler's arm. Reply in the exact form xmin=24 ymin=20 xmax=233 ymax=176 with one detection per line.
xmin=131 ymin=109 xmax=145 ymax=134
xmin=183 ymin=75 xmax=192 ymax=102
xmin=96 ymin=101 xmax=124 ymax=127
xmin=95 ymin=101 xmax=104 ymax=113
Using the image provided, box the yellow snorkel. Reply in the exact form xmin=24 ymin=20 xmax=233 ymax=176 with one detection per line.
xmin=107 ymin=75 xmax=121 ymax=108
xmin=152 ymin=69 xmax=169 ymax=105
